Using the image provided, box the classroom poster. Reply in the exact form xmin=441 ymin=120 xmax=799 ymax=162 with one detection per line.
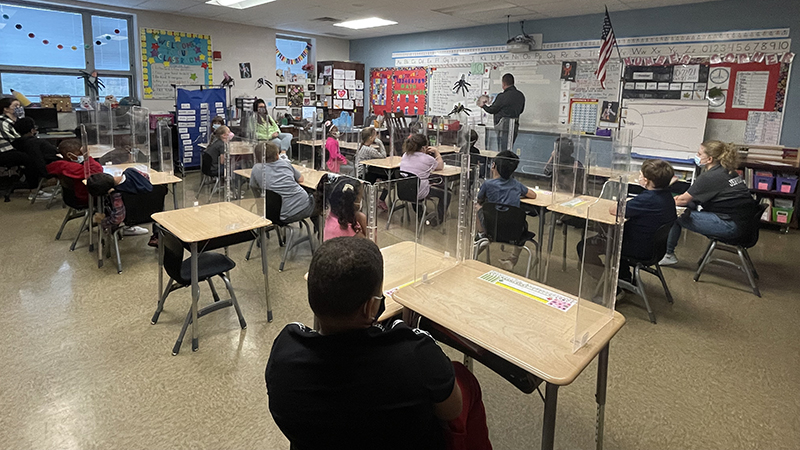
xmin=141 ymin=28 xmax=213 ymax=100
xmin=176 ymin=88 xmax=226 ymax=168
xmin=369 ymin=67 xmax=427 ymax=116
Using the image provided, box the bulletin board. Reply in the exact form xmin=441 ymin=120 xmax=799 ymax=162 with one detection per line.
xmin=141 ymin=28 xmax=213 ymax=100
xmin=369 ymin=67 xmax=427 ymax=116
xmin=705 ymin=61 xmax=792 ymax=145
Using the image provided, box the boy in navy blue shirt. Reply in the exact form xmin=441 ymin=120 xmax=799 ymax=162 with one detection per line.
xmin=578 ymin=159 xmax=677 ymax=282
xmin=477 ymin=150 xmax=537 ymax=270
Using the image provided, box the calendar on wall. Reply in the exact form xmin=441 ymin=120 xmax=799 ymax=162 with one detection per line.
xmin=569 ymin=98 xmax=599 ymax=133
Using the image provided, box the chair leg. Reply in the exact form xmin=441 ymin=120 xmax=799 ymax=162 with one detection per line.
xmin=635 ymin=264 xmax=656 ymax=324
xmin=56 ymin=207 xmax=75 ymax=240
xmin=245 ymin=238 xmax=257 ymax=261
xmin=303 ymin=219 xmax=316 ymax=253
xmin=655 ymin=264 xmax=673 ymax=304
xmin=172 ymin=309 xmax=193 ymax=356
xmin=29 ymin=178 xmax=45 ymax=204
xmin=221 ymin=274 xmax=247 ymax=329
xmin=207 ymin=278 xmax=221 ymax=302
xmin=473 ymin=238 xmax=489 ymax=259
xmin=196 ymin=176 xmax=206 ymax=199
xmin=697 ymin=239 xmax=714 ymax=267
xmin=69 ymin=212 xmax=90 ymax=251
xmin=151 ymin=278 xmax=175 ymax=325
xmin=693 ymin=240 xmax=717 ymax=282
xmin=46 ymin=182 xmax=61 ymax=209
xmin=112 ymin=229 xmax=122 ymax=274
xmin=386 ymin=199 xmax=399 ymax=230
xmin=737 ymin=247 xmax=761 ymax=297
xmin=742 ymin=248 xmax=759 ymax=280
xmin=279 ymin=226 xmax=294 ymax=272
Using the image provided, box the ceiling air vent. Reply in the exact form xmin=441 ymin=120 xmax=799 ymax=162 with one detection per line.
xmin=313 ymin=17 xmax=340 ymax=23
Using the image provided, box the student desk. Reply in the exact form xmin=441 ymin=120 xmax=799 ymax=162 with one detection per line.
xmin=433 ymin=145 xmax=459 ymax=154
xmin=233 ymin=165 xmax=328 ymax=191
xmin=297 ymin=140 xmax=323 ymax=168
xmin=152 ymin=202 xmax=273 ymax=353
xmin=392 ymin=259 xmax=626 ymax=450
xmin=196 ymin=142 xmax=253 ymax=156
xmin=521 ymin=189 xmax=554 ymax=277
xmin=100 ymin=163 xmax=183 ymax=209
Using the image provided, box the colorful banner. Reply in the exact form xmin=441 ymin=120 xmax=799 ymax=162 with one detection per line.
xmin=276 ymin=44 xmax=311 ymax=65
xmin=141 ymin=28 xmax=213 ymax=100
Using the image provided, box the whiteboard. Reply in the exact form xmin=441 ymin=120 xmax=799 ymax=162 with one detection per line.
xmin=623 ymin=99 xmax=708 ymax=159
xmin=427 ymin=67 xmax=483 ymax=120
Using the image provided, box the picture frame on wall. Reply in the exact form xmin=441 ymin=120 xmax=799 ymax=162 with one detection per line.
xmin=276 ymin=97 xmax=287 ymax=107
xmin=307 ymin=84 xmax=316 ymax=92
xmin=276 ymin=85 xmax=287 ymax=94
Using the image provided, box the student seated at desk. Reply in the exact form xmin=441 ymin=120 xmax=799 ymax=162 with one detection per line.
xmin=578 ymin=159 xmax=677 ymax=283
xmin=477 ymin=150 xmax=538 ymax=271
xmin=12 ymin=117 xmax=60 ymax=195
xmin=204 ymin=125 xmax=233 ymax=177
xmin=324 ymin=122 xmax=348 ymax=173
xmin=46 ymin=139 xmax=102 ymax=205
xmin=250 ymin=142 xmax=316 ymax=223
xmin=660 ymin=141 xmax=758 ymax=266
xmin=254 ymin=98 xmax=292 ymax=153
xmin=355 ymin=126 xmax=388 ymax=211
xmin=266 ymin=237 xmax=492 ymax=450
xmin=400 ymin=134 xmax=447 ymax=227
xmin=315 ymin=174 xmax=367 ymax=240
xmin=544 ymin=137 xmax=585 ymax=194
xmin=87 ymin=169 xmax=155 ymax=238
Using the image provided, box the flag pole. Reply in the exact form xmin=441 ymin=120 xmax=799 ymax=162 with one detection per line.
xmin=603 ymin=5 xmax=625 ymax=130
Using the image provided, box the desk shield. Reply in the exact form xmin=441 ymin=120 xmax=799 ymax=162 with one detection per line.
xmin=296 ymin=110 xmax=319 ymax=169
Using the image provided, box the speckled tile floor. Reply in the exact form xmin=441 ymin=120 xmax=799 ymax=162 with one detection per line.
xmin=1 ymin=182 xmax=798 ymax=450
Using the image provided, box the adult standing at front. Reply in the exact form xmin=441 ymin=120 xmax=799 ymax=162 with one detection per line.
xmin=254 ymin=98 xmax=293 ymax=154
xmin=660 ymin=140 xmax=758 ymax=266
xmin=478 ymin=73 xmax=525 ymax=150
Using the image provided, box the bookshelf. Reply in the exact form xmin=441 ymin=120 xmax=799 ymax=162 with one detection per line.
xmin=738 ymin=154 xmax=799 ymax=233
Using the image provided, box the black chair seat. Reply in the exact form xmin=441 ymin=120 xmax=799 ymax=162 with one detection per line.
xmin=177 ymin=252 xmax=236 ymax=284
xmin=508 ymin=230 xmax=536 ymax=247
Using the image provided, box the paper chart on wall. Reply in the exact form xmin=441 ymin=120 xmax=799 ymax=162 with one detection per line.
xmin=344 ymin=70 xmax=356 ymax=80
xmin=333 ymin=69 xmax=345 ymax=79
xmin=732 ymin=71 xmax=770 ymax=109
xmin=345 ymin=80 xmax=356 ymax=89
xmin=744 ymin=111 xmax=781 ymax=145
xmin=427 ymin=67 xmax=483 ymax=120
xmin=570 ymin=61 xmax=621 ymax=104
xmin=333 ymin=79 xmax=344 ymax=89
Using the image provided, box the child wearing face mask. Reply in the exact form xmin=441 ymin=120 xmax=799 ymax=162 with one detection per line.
xmin=318 ymin=175 xmax=367 ymax=240
xmin=205 ymin=125 xmax=234 ymax=177
xmin=324 ymin=123 xmax=348 ymax=173
xmin=46 ymin=139 xmax=103 ymax=205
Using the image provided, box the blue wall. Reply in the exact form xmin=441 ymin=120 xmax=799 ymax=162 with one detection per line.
xmin=350 ymin=0 xmax=800 ymax=147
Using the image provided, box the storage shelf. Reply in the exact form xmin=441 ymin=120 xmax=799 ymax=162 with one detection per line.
xmin=750 ymin=189 xmax=797 ymax=198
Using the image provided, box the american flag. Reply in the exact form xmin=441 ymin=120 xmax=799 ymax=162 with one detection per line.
xmin=595 ymin=7 xmax=617 ymax=89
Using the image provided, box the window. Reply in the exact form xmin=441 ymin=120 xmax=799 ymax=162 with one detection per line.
xmin=276 ymin=36 xmax=312 ymax=77
xmin=0 ymin=2 xmax=135 ymax=104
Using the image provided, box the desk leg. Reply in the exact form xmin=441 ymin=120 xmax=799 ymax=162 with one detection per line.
xmin=260 ymin=227 xmax=272 ymax=322
xmin=88 ymin=194 xmax=94 ymax=252
xmin=537 ymin=207 xmax=546 ymax=281
xmin=190 ymin=242 xmax=199 ymax=352
xmin=542 ymin=382 xmax=559 ymax=450
xmin=157 ymin=226 xmax=164 ymax=304
xmin=172 ymin=183 xmax=178 ymax=209
xmin=595 ymin=344 xmax=610 ymax=450
xmin=543 ymin=212 xmax=557 ymax=284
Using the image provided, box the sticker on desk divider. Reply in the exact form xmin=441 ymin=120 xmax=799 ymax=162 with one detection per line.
xmin=560 ymin=198 xmax=588 ymax=208
xmin=478 ymin=271 xmax=576 ymax=312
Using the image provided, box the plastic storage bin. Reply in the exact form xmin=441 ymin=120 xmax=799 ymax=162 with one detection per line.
xmin=753 ymin=174 xmax=774 ymax=191
xmin=772 ymin=206 xmax=794 ymax=224
xmin=775 ymin=176 xmax=798 ymax=194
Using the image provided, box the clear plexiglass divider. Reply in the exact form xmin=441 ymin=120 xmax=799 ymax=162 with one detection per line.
xmin=336 ymin=125 xmax=360 ymax=178
xmin=296 ymin=110 xmax=319 ymax=169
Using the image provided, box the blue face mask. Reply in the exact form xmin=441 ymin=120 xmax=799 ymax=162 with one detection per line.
xmin=212 ymin=123 xmax=221 ymax=130
xmin=693 ymin=155 xmax=705 ymax=167
xmin=76 ymin=155 xmax=84 ymax=164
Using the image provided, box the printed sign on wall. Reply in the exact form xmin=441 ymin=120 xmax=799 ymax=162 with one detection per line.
xmin=142 ymin=28 xmax=213 ymax=100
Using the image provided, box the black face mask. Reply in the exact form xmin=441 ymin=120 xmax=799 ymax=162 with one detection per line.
xmin=373 ymin=295 xmax=386 ymax=323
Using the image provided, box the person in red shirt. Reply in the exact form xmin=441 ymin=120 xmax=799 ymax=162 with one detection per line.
xmin=46 ymin=139 xmax=102 ymax=206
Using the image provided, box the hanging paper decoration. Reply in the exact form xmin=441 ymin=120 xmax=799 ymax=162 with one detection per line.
xmin=2 ymin=12 xmax=126 ymax=50
xmin=276 ymin=43 xmax=312 ymax=65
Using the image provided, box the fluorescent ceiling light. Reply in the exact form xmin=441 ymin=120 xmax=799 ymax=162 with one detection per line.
xmin=206 ymin=0 xmax=276 ymax=9
xmin=333 ymin=17 xmax=397 ymax=30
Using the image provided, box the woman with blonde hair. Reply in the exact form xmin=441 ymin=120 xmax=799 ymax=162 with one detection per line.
xmin=660 ymin=140 xmax=757 ymax=266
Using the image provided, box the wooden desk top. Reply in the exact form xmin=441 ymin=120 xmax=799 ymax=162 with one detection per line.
xmin=87 ymin=144 xmax=114 ymax=158
xmin=588 ymin=167 xmax=639 ymax=183
xmin=547 ymin=195 xmax=619 ymax=225
xmin=380 ymin=241 xmax=455 ymax=321
xmin=340 ymin=141 xmax=360 ymax=151
xmin=392 ymin=259 xmax=625 ymax=385
xmin=101 ymin=163 xmax=182 ymax=186
xmin=433 ymin=145 xmax=459 ymax=154
xmin=152 ymin=202 xmax=272 ymax=243
xmin=520 ymin=189 xmax=554 ymax=208
xmin=361 ymin=156 xmax=402 ymax=170
xmin=234 ymin=165 xmax=328 ymax=190
xmin=229 ymin=141 xmax=255 ymax=156
xmin=479 ymin=150 xmax=499 ymax=158
xmin=433 ymin=164 xmax=462 ymax=178
xmin=298 ymin=139 xmax=324 ymax=146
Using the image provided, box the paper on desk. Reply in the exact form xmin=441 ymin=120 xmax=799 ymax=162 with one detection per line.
xmin=479 ymin=271 xmax=576 ymax=311
xmin=560 ymin=198 xmax=589 ymax=207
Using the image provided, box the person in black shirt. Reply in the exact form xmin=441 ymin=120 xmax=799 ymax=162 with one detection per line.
xmin=265 ymin=237 xmax=492 ymax=450
xmin=660 ymin=140 xmax=757 ymax=266
xmin=578 ymin=159 xmax=677 ymax=282
xmin=12 ymin=117 xmax=60 ymax=180
xmin=479 ymin=73 xmax=525 ymax=150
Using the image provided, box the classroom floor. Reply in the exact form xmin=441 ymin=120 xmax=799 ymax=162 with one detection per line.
xmin=1 ymin=179 xmax=799 ymax=450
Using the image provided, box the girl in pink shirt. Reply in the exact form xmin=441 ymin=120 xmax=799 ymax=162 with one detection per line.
xmin=320 ymin=175 xmax=367 ymax=240
xmin=325 ymin=124 xmax=348 ymax=173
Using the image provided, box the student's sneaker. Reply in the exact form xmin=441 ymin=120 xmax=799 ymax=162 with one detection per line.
xmin=377 ymin=199 xmax=388 ymax=212
xmin=659 ymin=253 xmax=678 ymax=266
xmin=499 ymin=257 xmax=518 ymax=271
xmin=29 ymin=190 xmax=53 ymax=201
xmin=424 ymin=213 xmax=439 ymax=228
xmin=123 ymin=226 xmax=150 ymax=236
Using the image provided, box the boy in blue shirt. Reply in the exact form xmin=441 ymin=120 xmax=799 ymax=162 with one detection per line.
xmin=578 ymin=158 xmax=677 ymax=283
xmin=477 ymin=150 xmax=537 ymax=271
